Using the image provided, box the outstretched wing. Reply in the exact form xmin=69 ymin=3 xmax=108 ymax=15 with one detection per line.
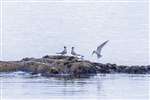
xmin=96 ymin=40 xmax=109 ymax=53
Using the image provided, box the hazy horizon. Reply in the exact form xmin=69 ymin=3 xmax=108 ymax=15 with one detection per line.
xmin=1 ymin=2 xmax=149 ymax=65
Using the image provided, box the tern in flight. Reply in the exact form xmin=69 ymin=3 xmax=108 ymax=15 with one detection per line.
xmin=56 ymin=46 xmax=67 ymax=55
xmin=92 ymin=40 xmax=109 ymax=59
xmin=71 ymin=47 xmax=84 ymax=58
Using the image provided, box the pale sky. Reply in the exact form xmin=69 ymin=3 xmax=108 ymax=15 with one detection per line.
xmin=1 ymin=1 xmax=149 ymax=65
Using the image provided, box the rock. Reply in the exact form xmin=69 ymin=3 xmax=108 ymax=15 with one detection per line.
xmin=124 ymin=66 xmax=148 ymax=74
xmin=0 ymin=55 xmax=149 ymax=78
xmin=0 ymin=61 xmax=21 ymax=72
xmin=21 ymin=57 xmax=35 ymax=61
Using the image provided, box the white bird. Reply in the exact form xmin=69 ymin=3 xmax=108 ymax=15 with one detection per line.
xmin=92 ymin=40 xmax=109 ymax=59
xmin=71 ymin=47 xmax=84 ymax=58
xmin=56 ymin=46 xmax=67 ymax=55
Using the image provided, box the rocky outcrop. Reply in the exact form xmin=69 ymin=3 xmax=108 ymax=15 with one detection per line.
xmin=0 ymin=55 xmax=149 ymax=78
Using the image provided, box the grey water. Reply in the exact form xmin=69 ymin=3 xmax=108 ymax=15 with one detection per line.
xmin=0 ymin=71 xmax=149 ymax=100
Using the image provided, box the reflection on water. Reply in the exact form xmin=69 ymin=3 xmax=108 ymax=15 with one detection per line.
xmin=0 ymin=71 xmax=149 ymax=100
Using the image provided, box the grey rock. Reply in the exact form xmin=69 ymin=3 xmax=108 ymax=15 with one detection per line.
xmin=0 ymin=55 xmax=149 ymax=78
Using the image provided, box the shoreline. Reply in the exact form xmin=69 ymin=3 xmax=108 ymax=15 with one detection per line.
xmin=0 ymin=55 xmax=149 ymax=78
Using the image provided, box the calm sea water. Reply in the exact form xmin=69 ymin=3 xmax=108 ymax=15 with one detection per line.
xmin=0 ymin=71 xmax=149 ymax=100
